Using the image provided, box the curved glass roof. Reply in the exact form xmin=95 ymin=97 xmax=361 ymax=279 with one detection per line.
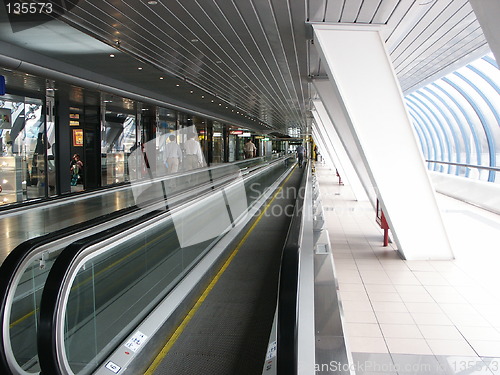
xmin=405 ymin=53 xmax=500 ymax=182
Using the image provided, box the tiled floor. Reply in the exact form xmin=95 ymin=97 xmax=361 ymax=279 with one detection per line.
xmin=315 ymin=164 xmax=500 ymax=375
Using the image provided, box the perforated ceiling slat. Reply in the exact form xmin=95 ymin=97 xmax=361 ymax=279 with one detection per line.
xmin=323 ymin=0 xmax=344 ymax=22
xmin=371 ymin=0 xmax=401 ymax=24
xmin=355 ymin=0 xmax=383 ymax=23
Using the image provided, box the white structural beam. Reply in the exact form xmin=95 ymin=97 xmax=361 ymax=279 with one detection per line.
xmin=312 ymin=24 xmax=453 ymax=260
xmin=313 ymin=79 xmax=377 ymax=207
xmin=312 ymin=101 xmax=367 ymax=201
xmin=469 ymin=0 xmax=500 ymax=66
xmin=311 ymin=125 xmax=335 ymax=169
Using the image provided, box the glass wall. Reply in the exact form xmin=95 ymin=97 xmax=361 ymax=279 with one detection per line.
xmin=0 ymin=75 xmax=273 ymax=205
xmin=100 ymin=99 xmax=137 ymax=186
xmin=406 ymin=53 xmax=500 ymax=182
xmin=1 ymin=96 xmax=46 ymax=205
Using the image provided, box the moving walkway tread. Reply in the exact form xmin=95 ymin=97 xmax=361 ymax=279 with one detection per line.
xmin=150 ymin=166 xmax=304 ymax=375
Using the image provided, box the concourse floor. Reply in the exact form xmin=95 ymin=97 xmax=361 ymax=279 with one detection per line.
xmin=315 ymin=164 xmax=500 ymax=375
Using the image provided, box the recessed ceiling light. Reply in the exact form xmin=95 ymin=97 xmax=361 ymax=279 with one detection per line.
xmin=215 ymin=60 xmax=222 ymax=64
xmin=109 ymin=54 xmax=115 ymax=58
xmin=160 ymin=77 xmax=164 ymax=80
xmin=201 ymin=95 xmax=205 ymax=98
xmin=138 ymin=67 xmax=143 ymax=70
xmin=190 ymin=90 xmax=194 ymax=94
xmin=147 ymin=0 xmax=158 ymax=4
xmin=191 ymin=38 xmax=199 ymax=42
xmin=176 ymin=84 xmax=180 ymax=87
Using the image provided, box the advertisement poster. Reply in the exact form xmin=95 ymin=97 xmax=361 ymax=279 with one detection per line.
xmin=0 ymin=108 xmax=11 ymax=129
xmin=72 ymin=129 xmax=83 ymax=146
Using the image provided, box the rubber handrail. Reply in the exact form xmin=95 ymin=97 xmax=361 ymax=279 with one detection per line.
xmin=277 ymin=161 xmax=308 ymax=375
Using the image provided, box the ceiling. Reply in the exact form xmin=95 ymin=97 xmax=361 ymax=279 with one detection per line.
xmin=0 ymin=0 xmax=491 ymax=135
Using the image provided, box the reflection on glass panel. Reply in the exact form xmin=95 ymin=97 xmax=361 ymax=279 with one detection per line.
xmin=101 ymin=111 xmax=136 ymax=185
xmin=212 ymin=121 xmax=224 ymax=164
xmin=9 ymin=256 xmax=56 ymax=373
xmin=1 ymin=98 xmax=46 ymax=205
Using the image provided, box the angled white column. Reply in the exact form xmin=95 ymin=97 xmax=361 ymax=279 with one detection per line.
xmin=313 ymin=24 xmax=453 ymax=260
xmin=312 ymin=101 xmax=367 ymax=201
xmin=311 ymin=126 xmax=335 ymax=168
xmin=313 ymin=79 xmax=377 ymax=206
xmin=469 ymin=0 xmax=500 ymax=65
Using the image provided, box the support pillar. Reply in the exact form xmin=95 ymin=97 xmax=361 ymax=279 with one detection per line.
xmin=312 ymin=100 xmax=367 ymax=201
xmin=313 ymin=24 xmax=453 ymax=260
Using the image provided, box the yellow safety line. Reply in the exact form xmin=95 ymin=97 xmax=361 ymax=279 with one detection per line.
xmin=144 ymin=165 xmax=296 ymax=375
xmin=9 ymin=308 xmax=37 ymax=328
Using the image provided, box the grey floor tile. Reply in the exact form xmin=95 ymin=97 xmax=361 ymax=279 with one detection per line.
xmin=390 ymin=353 xmax=445 ymax=375
xmin=351 ymin=352 xmax=398 ymax=375
xmin=435 ymin=355 xmax=495 ymax=375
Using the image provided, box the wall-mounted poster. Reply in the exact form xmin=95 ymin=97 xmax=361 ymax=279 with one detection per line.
xmin=73 ymin=129 xmax=83 ymax=146
xmin=0 ymin=108 xmax=11 ymax=129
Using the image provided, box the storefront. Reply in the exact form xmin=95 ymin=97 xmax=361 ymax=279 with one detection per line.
xmin=0 ymin=71 xmax=271 ymax=207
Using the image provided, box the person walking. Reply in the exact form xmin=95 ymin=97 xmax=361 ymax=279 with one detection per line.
xmin=184 ymin=132 xmax=204 ymax=170
xmin=244 ymin=138 xmax=257 ymax=159
xmin=164 ymin=134 xmax=182 ymax=173
xmin=296 ymin=144 xmax=305 ymax=168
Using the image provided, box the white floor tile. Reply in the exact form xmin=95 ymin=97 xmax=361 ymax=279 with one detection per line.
xmin=375 ymin=312 xmax=415 ymax=325
xmin=404 ymin=302 xmax=443 ymax=313
xmin=339 ymin=290 xmax=369 ymax=302
xmin=394 ymin=285 xmax=428 ymax=294
xmin=348 ymin=337 xmax=388 ymax=353
xmin=411 ymin=312 xmax=454 ymax=325
xmin=342 ymin=300 xmax=374 ymax=312
xmin=343 ymin=310 xmax=378 ymax=324
xmin=458 ymin=326 xmax=500 ymax=341
xmin=448 ymin=313 xmax=491 ymax=327
xmin=345 ymin=322 xmax=383 ymax=338
xmin=364 ymin=284 xmax=397 ymax=293
xmin=380 ymin=324 xmax=422 ymax=339
xmin=338 ymin=283 xmax=366 ymax=292
xmin=367 ymin=292 xmax=402 ymax=302
xmin=426 ymin=339 xmax=477 ymax=356
xmin=405 ymin=261 xmax=435 ymax=272
xmin=418 ymin=325 xmax=463 ymax=340
xmin=399 ymin=292 xmax=435 ymax=303
xmin=371 ymin=301 xmax=408 ymax=313
xmin=468 ymin=340 xmax=500 ymax=357
xmin=440 ymin=303 xmax=478 ymax=315
xmin=385 ymin=338 xmax=433 ymax=355
xmin=413 ymin=271 xmax=450 ymax=286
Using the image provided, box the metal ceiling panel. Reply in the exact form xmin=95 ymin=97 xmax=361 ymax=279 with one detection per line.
xmin=340 ymin=0 xmax=364 ymax=23
xmin=307 ymin=0 xmax=327 ymax=22
xmin=0 ymin=0 xmax=492 ymax=134
xmin=324 ymin=0 xmax=343 ymax=22
xmin=371 ymin=0 xmax=400 ymax=24
xmin=355 ymin=0 xmax=384 ymax=23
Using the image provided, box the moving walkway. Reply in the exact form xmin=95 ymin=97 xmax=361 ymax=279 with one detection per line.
xmin=1 ymin=156 xmax=307 ymax=375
